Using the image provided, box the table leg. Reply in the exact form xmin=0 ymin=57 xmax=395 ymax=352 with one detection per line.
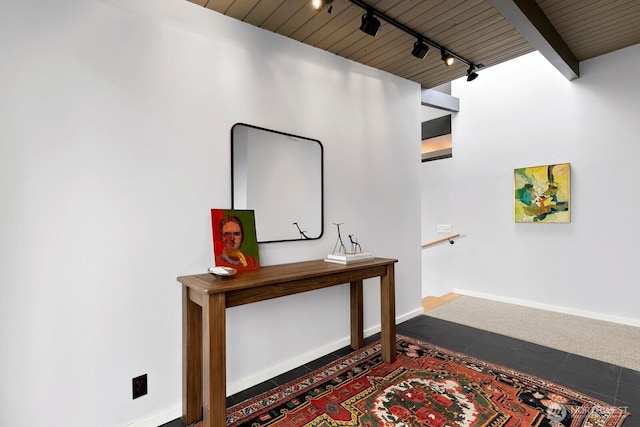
xmin=380 ymin=263 xmax=396 ymax=363
xmin=202 ymin=292 xmax=226 ymax=427
xmin=350 ymin=280 xmax=364 ymax=349
xmin=182 ymin=287 xmax=203 ymax=425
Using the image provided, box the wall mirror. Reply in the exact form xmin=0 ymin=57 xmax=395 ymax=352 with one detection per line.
xmin=231 ymin=123 xmax=323 ymax=243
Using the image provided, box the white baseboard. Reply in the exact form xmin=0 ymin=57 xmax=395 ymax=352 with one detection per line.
xmin=453 ymin=288 xmax=640 ymax=328
xmin=228 ymin=307 xmax=424 ymax=394
xmin=126 ymin=405 xmax=181 ymax=427
xmin=396 ymin=307 xmax=425 ymax=324
xmin=131 ymin=307 xmax=426 ymax=427
xmin=227 ymin=335 xmax=350 ymax=394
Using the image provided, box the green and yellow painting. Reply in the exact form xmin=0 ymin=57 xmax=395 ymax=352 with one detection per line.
xmin=514 ymin=163 xmax=570 ymax=223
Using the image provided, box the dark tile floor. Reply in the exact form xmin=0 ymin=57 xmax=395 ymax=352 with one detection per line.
xmin=163 ymin=314 xmax=638 ymax=427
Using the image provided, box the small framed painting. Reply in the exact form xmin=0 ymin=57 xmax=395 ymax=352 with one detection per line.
xmin=211 ymin=209 xmax=260 ymax=270
xmin=514 ymin=163 xmax=570 ymax=223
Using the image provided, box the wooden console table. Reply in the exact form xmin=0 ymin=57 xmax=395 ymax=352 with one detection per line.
xmin=177 ymin=257 xmax=397 ymax=427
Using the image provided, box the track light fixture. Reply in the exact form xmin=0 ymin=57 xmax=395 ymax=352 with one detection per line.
xmin=411 ymin=37 xmax=429 ymax=59
xmin=360 ymin=8 xmax=381 ymax=37
xmin=466 ymin=66 xmax=479 ymax=81
xmin=441 ymin=49 xmax=454 ymax=66
xmin=317 ymin=0 xmax=481 ymax=82
xmin=311 ymin=0 xmax=333 ymax=13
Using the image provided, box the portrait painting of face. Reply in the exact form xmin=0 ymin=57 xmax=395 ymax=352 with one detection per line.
xmin=211 ymin=209 xmax=260 ymax=271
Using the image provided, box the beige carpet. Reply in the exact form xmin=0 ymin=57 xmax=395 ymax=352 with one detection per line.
xmin=425 ymin=295 xmax=640 ymax=372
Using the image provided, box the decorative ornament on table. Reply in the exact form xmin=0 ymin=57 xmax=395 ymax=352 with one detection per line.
xmin=293 ymin=222 xmax=311 ymax=240
xmin=324 ymin=222 xmax=374 ymax=264
xmin=207 ymin=266 xmax=237 ymax=278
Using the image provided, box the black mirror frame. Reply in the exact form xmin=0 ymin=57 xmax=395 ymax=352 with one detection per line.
xmin=231 ymin=123 xmax=324 ymax=244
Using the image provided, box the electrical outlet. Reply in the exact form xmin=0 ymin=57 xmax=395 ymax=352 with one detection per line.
xmin=132 ymin=374 xmax=148 ymax=399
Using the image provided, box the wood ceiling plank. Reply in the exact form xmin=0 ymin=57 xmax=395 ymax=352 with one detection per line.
xmin=242 ymin=0 xmax=287 ymax=28
xmin=376 ymin=46 xmax=433 ymax=76
xmin=302 ymin=4 xmax=362 ymax=48
xmin=343 ymin=20 xmax=404 ymax=55
xmin=539 ymin=0 xmax=640 ymax=61
xmin=354 ymin=31 xmax=414 ymax=65
xmin=380 ymin=0 xmax=438 ymax=27
xmin=410 ymin=66 xmax=468 ymax=88
xmin=326 ymin=28 xmax=370 ymax=56
xmin=386 ymin=56 xmax=447 ymax=80
xmin=410 ymin=0 xmax=487 ymax=36
xmin=569 ymin=22 xmax=640 ymax=60
xmin=365 ymin=35 xmax=416 ymax=67
xmin=203 ymin=0 xmax=235 ymax=13
xmin=275 ymin=4 xmax=323 ymax=37
xmin=359 ymin=0 xmax=407 ymax=14
xmin=564 ymin=11 xmax=640 ymax=45
xmin=428 ymin=4 xmax=502 ymax=36
xmin=343 ymin=25 xmax=411 ymax=61
xmin=259 ymin=0 xmax=308 ymax=32
xmin=425 ymin=8 xmax=504 ymax=54
xmin=463 ymin=34 xmax=534 ymax=65
xmin=341 ymin=37 xmax=407 ymax=62
xmin=444 ymin=22 xmax=525 ymax=59
xmin=550 ymin=2 xmax=640 ymax=31
xmin=289 ymin=3 xmax=348 ymax=41
xmin=538 ymin=0 xmax=602 ymax=18
xmin=225 ymin=0 xmax=262 ymax=20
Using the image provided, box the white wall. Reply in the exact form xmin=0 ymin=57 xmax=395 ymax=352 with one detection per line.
xmin=421 ymin=45 xmax=640 ymax=326
xmin=0 ymin=1 xmax=422 ymax=425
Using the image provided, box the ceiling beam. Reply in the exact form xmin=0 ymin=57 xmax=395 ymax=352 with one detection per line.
xmin=488 ymin=0 xmax=579 ymax=80
xmin=421 ymin=88 xmax=460 ymax=112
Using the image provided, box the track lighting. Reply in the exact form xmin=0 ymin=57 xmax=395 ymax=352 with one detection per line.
xmin=344 ymin=1 xmax=481 ymax=81
xmin=311 ymin=0 xmax=333 ymax=13
xmin=441 ymin=49 xmax=454 ymax=66
xmin=466 ymin=66 xmax=479 ymax=81
xmin=411 ymin=37 xmax=429 ymax=59
xmin=360 ymin=8 xmax=381 ymax=37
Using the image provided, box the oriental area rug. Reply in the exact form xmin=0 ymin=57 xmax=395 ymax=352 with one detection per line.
xmin=196 ymin=335 xmax=630 ymax=427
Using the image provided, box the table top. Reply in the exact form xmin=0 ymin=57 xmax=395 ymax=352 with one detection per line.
xmin=177 ymin=257 xmax=397 ymax=295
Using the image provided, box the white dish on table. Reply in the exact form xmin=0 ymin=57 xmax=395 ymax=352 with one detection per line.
xmin=207 ymin=266 xmax=237 ymax=277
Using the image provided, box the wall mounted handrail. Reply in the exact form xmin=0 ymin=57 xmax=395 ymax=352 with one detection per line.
xmin=422 ymin=233 xmax=460 ymax=248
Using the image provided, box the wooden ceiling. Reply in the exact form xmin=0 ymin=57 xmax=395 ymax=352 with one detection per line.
xmin=188 ymin=0 xmax=640 ymax=88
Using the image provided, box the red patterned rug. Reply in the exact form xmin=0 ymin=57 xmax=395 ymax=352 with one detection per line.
xmin=200 ymin=335 xmax=630 ymax=426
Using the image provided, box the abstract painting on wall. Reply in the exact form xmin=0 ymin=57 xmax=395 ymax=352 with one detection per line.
xmin=514 ymin=163 xmax=570 ymax=223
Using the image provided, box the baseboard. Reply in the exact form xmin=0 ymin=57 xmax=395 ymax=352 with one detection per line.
xmin=227 ymin=335 xmax=351 ymax=394
xmin=453 ymin=288 xmax=640 ymax=328
xmin=395 ymin=307 xmax=425 ymax=324
xmin=228 ymin=307 xmax=424 ymax=394
xmin=127 ymin=307 xmax=425 ymax=427
xmin=126 ymin=405 xmax=181 ymax=427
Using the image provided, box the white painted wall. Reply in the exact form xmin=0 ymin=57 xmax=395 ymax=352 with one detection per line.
xmin=422 ymin=46 xmax=640 ymax=326
xmin=0 ymin=1 xmax=422 ymax=425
